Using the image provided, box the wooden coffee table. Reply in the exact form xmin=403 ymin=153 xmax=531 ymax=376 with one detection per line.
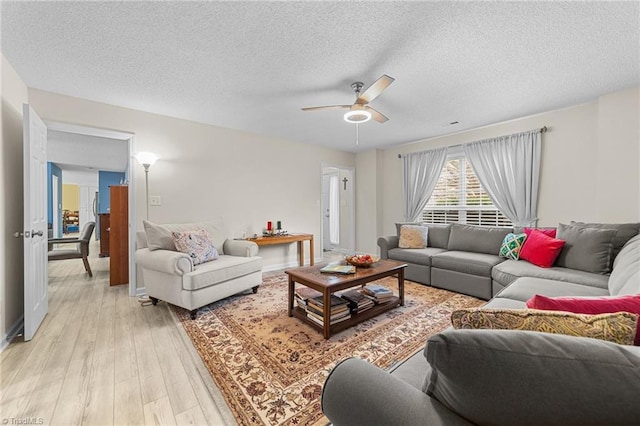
xmin=285 ymin=259 xmax=407 ymax=339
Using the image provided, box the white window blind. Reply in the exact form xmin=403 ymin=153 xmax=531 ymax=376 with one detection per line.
xmin=422 ymin=156 xmax=512 ymax=227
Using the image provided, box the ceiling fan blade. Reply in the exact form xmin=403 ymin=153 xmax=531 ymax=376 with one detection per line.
xmin=301 ymin=105 xmax=351 ymax=111
xmin=356 ymin=74 xmax=395 ymax=105
xmin=365 ymin=106 xmax=389 ymax=123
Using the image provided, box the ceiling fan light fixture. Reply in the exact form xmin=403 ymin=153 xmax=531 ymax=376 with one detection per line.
xmin=344 ymin=109 xmax=372 ymax=124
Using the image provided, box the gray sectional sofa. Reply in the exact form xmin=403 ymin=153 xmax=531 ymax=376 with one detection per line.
xmin=323 ymin=223 xmax=640 ymax=425
xmin=378 ymin=222 xmax=640 ymax=301
xmin=379 ymin=223 xmax=514 ymax=300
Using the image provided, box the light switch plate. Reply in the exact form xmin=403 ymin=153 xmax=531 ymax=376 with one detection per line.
xmin=149 ymin=195 xmax=162 ymax=206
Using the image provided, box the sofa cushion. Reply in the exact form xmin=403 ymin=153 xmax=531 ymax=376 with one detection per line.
xmin=388 ymin=349 xmax=431 ymax=391
xmin=424 ymin=329 xmax=640 ymax=426
xmin=451 ymin=308 xmax=638 ymax=345
xmin=425 ymin=223 xmax=452 ymax=249
xmin=182 ymin=255 xmax=261 ymax=291
xmin=608 ymin=233 xmax=640 ymax=296
xmin=447 ymin=224 xmax=512 ymax=255
xmin=144 ymin=220 xmax=176 ymax=251
xmin=555 ymin=223 xmax=616 ymax=274
xmin=499 ymin=233 xmax=527 ymax=260
xmin=496 ymin=277 xmax=609 ymax=302
xmin=136 ymin=230 xmax=149 ymax=249
xmin=388 ymin=247 xmax=447 ymax=267
xmin=483 ymin=297 xmax=526 ymax=309
xmin=491 ymin=259 xmax=610 ymax=289
xmin=526 ymin=294 xmax=640 ymax=345
xmin=432 ymin=251 xmax=505 ymax=277
xmin=399 ymin=225 xmax=428 ymax=248
xmin=571 ymin=221 xmax=640 ymax=259
xmin=172 ymin=229 xmax=220 ymax=265
xmin=395 ymin=223 xmax=452 ymax=249
xmin=519 ymin=229 xmax=565 ymax=268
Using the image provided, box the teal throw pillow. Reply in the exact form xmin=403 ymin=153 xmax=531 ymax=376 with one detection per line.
xmin=499 ymin=233 xmax=527 ymax=260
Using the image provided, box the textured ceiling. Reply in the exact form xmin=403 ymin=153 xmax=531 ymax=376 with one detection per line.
xmin=2 ymin=1 xmax=639 ymax=153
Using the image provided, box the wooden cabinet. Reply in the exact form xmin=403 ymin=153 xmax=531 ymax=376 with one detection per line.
xmin=98 ymin=213 xmax=110 ymax=257
xmin=109 ymin=186 xmax=128 ymax=286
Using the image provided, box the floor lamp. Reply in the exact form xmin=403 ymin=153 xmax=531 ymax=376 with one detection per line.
xmin=135 ymin=152 xmax=159 ymax=220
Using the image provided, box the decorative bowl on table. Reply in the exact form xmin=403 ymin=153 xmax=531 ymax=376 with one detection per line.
xmin=345 ymin=254 xmax=379 ymax=267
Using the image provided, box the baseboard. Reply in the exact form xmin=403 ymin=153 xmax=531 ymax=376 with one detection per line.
xmin=1 ymin=315 xmax=24 ymax=353
xmin=262 ymin=255 xmax=332 ymax=272
xmin=262 ymin=261 xmax=300 ymax=272
xmin=136 ymin=286 xmax=147 ymax=297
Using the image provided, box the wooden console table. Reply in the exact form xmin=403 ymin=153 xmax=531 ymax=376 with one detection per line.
xmin=249 ymin=233 xmax=314 ymax=266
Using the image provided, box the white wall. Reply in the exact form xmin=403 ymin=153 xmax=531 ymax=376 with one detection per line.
xmin=355 ymin=149 xmax=384 ymax=254
xmin=48 ymin=130 xmax=129 ymax=172
xmin=28 ymin=88 xmax=356 ymax=278
xmin=362 ymin=86 xmax=640 ymax=241
xmin=62 ymin=169 xmax=99 ymax=187
xmin=596 ymin=89 xmax=640 ymax=221
xmin=1 ymin=54 xmax=28 ymax=345
xmin=337 ymin=167 xmax=355 ymax=252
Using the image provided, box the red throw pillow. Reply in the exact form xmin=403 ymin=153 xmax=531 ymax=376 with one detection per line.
xmin=524 ymin=227 xmax=557 ymax=238
xmin=519 ymin=229 xmax=565 ymax=268
xmin=527 ymin=294 xmax=640 ymax=345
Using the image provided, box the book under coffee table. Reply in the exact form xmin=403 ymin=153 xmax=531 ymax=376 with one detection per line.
xmin=285 ymin=259 xmax=407 ymax=339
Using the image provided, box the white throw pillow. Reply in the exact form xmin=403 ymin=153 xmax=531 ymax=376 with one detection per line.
xmin=399 ymin=225 xmax=428 ymax=249
xmin=143 ymin=220 xmax=176 ymax=251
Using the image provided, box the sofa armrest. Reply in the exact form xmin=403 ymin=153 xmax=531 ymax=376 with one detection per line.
xmin=322 ymin=358 xmax=472 ymax=426
xmin=223 ymin=239 xmax=259 ymax=257
xmin=377 ymin=235 xmax=399 ymax=259
xmin=135 ymin=248 xmax=193 ymax=275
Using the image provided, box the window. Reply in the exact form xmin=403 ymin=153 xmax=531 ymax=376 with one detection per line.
xmin=422 ymin=156 xmax=512 ymax=227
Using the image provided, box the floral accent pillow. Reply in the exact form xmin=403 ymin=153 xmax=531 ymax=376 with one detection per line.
xmin=172 ymin=228 xmax=219 ymax=265
xmin=451 ymin=308 xmax=638 ymax=345
xmin=499 ymin=233 xmax=527 ymax=260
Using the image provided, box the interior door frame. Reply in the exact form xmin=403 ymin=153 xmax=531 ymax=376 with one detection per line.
xmin=52 ymin=174 xmax=60 ymax=238
xmin=320 ymin=163 xmax=356 ymax=255
xmin=45 ymin=121 xmax=138 ymax=296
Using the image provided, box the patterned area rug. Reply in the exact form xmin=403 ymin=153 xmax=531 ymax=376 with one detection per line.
xmin=174 ymin=273 xmax=483 ymax=425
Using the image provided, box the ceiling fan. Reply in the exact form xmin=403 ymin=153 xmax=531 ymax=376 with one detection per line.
xmin=302 ymin=74 xmax=395 ymax=124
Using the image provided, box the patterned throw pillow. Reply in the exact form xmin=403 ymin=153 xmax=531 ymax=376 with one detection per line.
xmin=451 ymin=308 xmax=638 ymax=345
xmin=172 ymin=228 xmax=220 ymax=265
xmin=499 ymin=233 xmax=527 ymax=260
xmin=527 ymin=294 xmax=640 ymax=345
xmin=398 ymin=225 xmax=429 ymax=249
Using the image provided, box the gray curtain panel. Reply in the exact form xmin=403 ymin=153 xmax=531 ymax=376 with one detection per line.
xmin=402 ymin=147 xmax=448 ymax=222
xmin=463 ymin=130 xmax=541 ymax=227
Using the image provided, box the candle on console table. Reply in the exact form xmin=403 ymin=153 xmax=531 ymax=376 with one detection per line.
xmin=277 ymin=221 xmax=282 ymax=230
xmin=267 ymin=221 xmax=272 ymax=231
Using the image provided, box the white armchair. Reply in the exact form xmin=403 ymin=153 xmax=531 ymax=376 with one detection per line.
xmin=135 ymin=221 xmax=262 ymax=319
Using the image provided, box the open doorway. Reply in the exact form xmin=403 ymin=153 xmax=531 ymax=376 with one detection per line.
xmin=321 ymin=164 xmax=355 ymax=258
xmin=46 ymin=122 xmax=137 ymax=295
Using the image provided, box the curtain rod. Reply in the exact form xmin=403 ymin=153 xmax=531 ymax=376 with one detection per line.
xmin=398 ymin=126 xmax=547 ymax=158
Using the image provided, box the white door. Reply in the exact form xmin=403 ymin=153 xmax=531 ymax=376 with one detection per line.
xmin=23 ymin=104 xmax=48 ymax=341
xmin=321 ymin=174 xmax=332 ymax=251
xmin=78 ymin=185 xmax=97 ymax=233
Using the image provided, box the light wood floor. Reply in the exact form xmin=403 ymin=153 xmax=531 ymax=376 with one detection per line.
xmin=1 ymin=240 xmax=235 ymax=425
